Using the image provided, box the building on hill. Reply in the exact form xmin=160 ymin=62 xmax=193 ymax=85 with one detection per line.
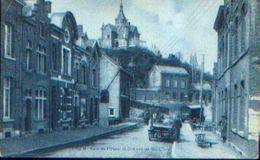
xmin=99 ymin=1 xmax=145 ymax=49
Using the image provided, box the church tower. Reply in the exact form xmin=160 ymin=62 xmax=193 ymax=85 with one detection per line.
xmin=115 ymin=0 xmax=128 ymax=26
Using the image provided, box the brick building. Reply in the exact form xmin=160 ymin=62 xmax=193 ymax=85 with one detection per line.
xmin=0 ymin=0 xmax=25 ymax=139
xmin=213 ymin=0 xmax=260 ymax=158
xmin=0 ymin=0 xmax=102 ymax=139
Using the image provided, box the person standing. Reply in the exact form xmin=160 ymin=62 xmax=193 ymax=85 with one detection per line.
xmin=174 ymin=116 xmax=182 ymax=142
xmin=218 ymin=115 xmax=227 ymax=143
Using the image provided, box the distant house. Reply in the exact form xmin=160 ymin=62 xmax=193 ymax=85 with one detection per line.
xmin=99 ymin=53 xmax=131 ymax=126
xmin=132 ymin=65 xmax=189 ymax=103
xmin=190 ymin=82 xmax=212 ymax=105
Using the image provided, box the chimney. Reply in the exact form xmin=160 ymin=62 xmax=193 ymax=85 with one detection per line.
xmin=45 ymin=1 xmax=52 ymax=14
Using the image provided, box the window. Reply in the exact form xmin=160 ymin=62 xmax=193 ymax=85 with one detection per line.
xmin=75 ymin=62 xmax=80 ymax=82
xmin=35 ymin=89 xmax=47 ymax=121
xmin=80 ymin=98 xmax=87 ymax=119
xmin=74 ymin=95 xmax=79 ymax=106
xmin=61 ymin=46 xmax=71 ymax=75
xmin=109 ymin=108 xmax=115 ymax=116
xmin=37 ymin=45 xmax=47 ymax=74
xmin=52 ymin=44 xmax=58 ymax=71
xmin=26 ymin=41 xmax=33 ymax=71
xmin=232 ymin=84 xmax=238 ymax=130
xmin=81 ymin=65 xmax=87 ymax=84
xmin=40 ymin=22 xmax=44 ymax=38
xmin=173 ymin=80 xmax=178 ymax=88
xmin=181 ymin=81 xmax=186 ymax=89
xmin=3 ymin=78 xmax=11 ymax=119
xmin=92 ymin=69 xmax=96 ymax=87
xmin=180 ymin=93 xmax=185 ymax=101
xmin=172 ymin=92 xmax=177 ymax=100
xmin=4 ymin=24 xmax=14 ymax=58
xmin=152 ymin=71 xmax=156 ymax=84
xmin=239 ymin=81 xmax=246 ymax=133
xmin=166 ymin=79 xmax=170 ymax=87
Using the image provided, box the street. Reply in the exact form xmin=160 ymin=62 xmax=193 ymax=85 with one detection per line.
xmin=40 ymin=125 xmax=173 ymax=158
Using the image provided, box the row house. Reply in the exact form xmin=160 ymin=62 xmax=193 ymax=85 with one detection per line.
xmin=0 ymin=0 xmax=101 ymax=139
xmin=213 ymin=0 xmax=260 ymax=158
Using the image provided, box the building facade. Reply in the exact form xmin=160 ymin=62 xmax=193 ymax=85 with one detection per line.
xmin=0 ymin=0 xmax=102 ymax=139
xmin=132 ymin=65 xmax=189 ymax=104
xmin=99 ymin=53 xmax=130 ymax=126
xmin=213 ymin=0 xmax=260 ymax=158
xmin=1 ymin=0 xmax=25 ymax=139
xmin=99 ymin=1 xmax=143 ymax=49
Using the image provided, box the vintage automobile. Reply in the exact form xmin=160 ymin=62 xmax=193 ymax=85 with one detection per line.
xmin=148 ymin=122 xmax=176 ymax=142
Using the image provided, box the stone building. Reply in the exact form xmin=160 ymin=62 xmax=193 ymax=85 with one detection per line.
xmin=99 ymin=53 xmax=131 ymax=126
xmin=213 ymin=0 xmax=260 ymax=158
xmin=99 ymin=1 xmax=143 ymax=49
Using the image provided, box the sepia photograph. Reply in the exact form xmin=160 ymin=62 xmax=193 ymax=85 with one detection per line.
xmin=0 ymin=0 xmax=259 ymax=159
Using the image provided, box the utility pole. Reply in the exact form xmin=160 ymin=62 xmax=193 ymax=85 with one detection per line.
xmin=199 ymin=54 xmax=205 ymax=123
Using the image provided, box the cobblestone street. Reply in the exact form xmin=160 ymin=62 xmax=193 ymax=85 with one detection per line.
xmin=41 ymin=125 xmax=173 ymax=158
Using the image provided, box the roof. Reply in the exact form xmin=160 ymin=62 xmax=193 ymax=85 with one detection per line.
xmin=154 ymin=65 xmax=189 ymax=75
xmin=115 ymin=2 xmax=127 ymax=23
xmin=103 ymin=24 xmax=117 ymax=32
xmin=193 ymin=83 xmax=211 ymax=91
xmin=85 ymin=39 xmax=97 ymax=48
xmin=214 ymin=6 xmax=225 ymax=31
xmin=130 ymin=25 xmax=140 ymax=35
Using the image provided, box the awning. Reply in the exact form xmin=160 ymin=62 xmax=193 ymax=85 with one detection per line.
xmin=188 ymin=104 xmax=201 ymax=110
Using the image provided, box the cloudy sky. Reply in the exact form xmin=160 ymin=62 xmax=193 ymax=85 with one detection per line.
xmin=51 ymin=0 xmax=223 ymax=73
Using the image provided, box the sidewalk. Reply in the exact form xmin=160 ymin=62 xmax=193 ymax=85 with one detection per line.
xmin=172 ymin=122 xmax=243 ymax=159
xmin=0 ymin=122 xmax=141 ymax=157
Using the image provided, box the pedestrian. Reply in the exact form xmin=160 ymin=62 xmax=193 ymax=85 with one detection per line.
xmin=218 ymin=115 xmax=227 ymax=143
xmin=174 ymin=116 xmax=182 ymax=142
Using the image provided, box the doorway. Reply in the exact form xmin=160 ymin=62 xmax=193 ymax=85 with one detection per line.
xmin=25 ymin=99 xmax=32 ymax=132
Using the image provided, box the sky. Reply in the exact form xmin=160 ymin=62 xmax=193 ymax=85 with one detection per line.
xmin=51 ymin=0 xmax=223 ymax=73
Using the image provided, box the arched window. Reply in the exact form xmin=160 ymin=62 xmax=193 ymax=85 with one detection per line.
xmin=92 ymin=69 xmax=96 ymax=87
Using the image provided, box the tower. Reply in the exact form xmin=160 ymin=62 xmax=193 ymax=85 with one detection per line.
xmin=115 ymin=0 xmax=128 ymax=26
xmin=190 ymin=53 xmax=199 ymax=83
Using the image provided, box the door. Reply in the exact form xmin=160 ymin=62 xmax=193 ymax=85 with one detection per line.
xmin=89 ymin=98 xmax=94 ymax=125
xmin=25 ymin=99 xmax=32 ymax=131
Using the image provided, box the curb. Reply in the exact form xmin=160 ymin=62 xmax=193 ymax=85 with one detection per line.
xmin=4 ymin=122 xmax=143 ymax=157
